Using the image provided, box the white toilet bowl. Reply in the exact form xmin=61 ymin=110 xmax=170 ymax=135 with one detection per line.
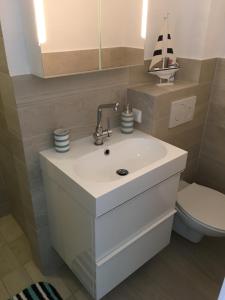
xmin=173 ymin=182 xmax=225 ymax=243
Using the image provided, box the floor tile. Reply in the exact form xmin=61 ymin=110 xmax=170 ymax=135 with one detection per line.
xmin=25 ymin=260 xmax=72 ymax=299
xmin=58 ymin=264 xmax=81 ymax=294
xmin=0 ymin=280 xmax=9 ymax=300
xmin=0 ymin=212 xmax=224 ymax=300
xmin=74 ymin=289 xmax=92 ymax=300
xmin=0 ymin=245 xmax=19 ymax=278
xmin=46 ymin=275 xmax=72 ymax=299
xmin=0 ymin=232 xmax=5 ymax=248
xmin=0 ymin=215 xmax=23 ymax=243
xmin=9 ymin=235 xmax=32 ymax=265
xmin=24 ymin=260 xmax=45 ymax=282
xmin=2 ymin=268 xmax=32 ymax=296
xmin=66 ymin=296 xmax=78 ymax=300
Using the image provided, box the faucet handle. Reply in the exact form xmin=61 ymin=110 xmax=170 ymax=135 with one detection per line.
xmin=107 ymin=118 xmax=112 ymax=137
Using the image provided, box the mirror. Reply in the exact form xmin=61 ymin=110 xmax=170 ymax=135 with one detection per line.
xmin=100 ymin=0 xmax=145 ymax=69
xmin=38 ymin=0 xmax=100 ymax=76
xmin=30 ymin=0 xmax=147 ymax=77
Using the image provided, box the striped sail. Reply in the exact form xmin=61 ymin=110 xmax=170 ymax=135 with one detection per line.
xmin=149 ymin=16 xmax=176 ymax=71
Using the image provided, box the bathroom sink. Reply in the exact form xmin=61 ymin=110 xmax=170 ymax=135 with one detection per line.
xmin=74 ymin=137 xmax=167 ymax=183
xmin=40 ymin=129 xmax=187 ymax=216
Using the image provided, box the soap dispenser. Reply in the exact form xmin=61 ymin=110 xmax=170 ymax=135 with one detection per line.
xmin=120 ymin=103 xmax=134 ymax=134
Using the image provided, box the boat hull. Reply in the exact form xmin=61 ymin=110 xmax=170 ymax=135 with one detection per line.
xmin=148 ymin=68 xmax=180 ymax=85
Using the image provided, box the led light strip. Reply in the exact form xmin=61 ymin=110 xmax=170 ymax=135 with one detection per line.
xmin=33 ymin=0 xmax=47 ymax=45
xmin=141 ymin=0 xmax=149 ymax=39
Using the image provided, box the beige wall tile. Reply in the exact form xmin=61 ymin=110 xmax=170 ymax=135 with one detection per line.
xmin=0 ymin=24 xmax=3 ymax=37
xmin=201 ymin=121 xmax=225 ymax=163
xmin=210 ymin=86 xmax=225 ymax=107
xmin=128 ymin=63 xmax=156 ymax=86
xmin=12 ymin=69 xmax=129 ymax=105
xmin=0 ymin=72 xmax=16 ymax=107
xmin=197 ymin=154 xmax=225 ymax=194
xmin=176 ymin=58 xmax=202 ymax=82
xmin=213 ymin=58 xmax=225 ymax=89
xmin=128 ymin=88 xmax=154 ymax=134
xmin=197 ymin=58 xmax=225 ymax=192
xmin=3 ymin=105 xmax=21 ymax=137
xmin=199 ymin=59 xmax=217 ymax=83
xmin=9 ymin=133 xmax=25 ymax=161
xmin=0 ymin=37 xmax=9 ymax=74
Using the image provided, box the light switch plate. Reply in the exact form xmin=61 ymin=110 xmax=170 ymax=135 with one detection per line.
xmin=169 ymin=96 xmax=197 ymax=128
xmin=133 ymin=108 xmax=142 ymax=123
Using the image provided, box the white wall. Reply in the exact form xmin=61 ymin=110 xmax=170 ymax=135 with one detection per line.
xmin=0 ymin=0 xmax=30 ymax=75
xmin=0 ymin=0 xmax=225 ymax=76
xmin=145 ymin=0 xmax=212 ymax=59
xmin=204 ymin=0 xmax=225 ymax=58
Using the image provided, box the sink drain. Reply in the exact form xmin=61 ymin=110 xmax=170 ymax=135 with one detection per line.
xmin=116 ymin=169 xmax=129 ymax=176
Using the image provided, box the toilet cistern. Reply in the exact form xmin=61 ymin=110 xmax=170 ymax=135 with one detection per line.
xmin=93 ymin=102 xmax=120 ymax=145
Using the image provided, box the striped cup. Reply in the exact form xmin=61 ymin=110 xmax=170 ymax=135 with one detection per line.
xmin=54 ymin=129 xmax=70 ymax=153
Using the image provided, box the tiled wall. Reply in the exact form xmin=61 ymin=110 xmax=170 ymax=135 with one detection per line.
xmin=0 ymin=91 xmax=11 ymax=217
xmin=0 ymin=38 xmax=218 ymax=274
xmin=128 ymin=59 xmax=216 ymax=182
xmin=10 ymin=65 xmax=156 ymax=272
xmin=0 ymin=25 xmax=28 ymax=222
xmin=0 ymin=26 xmax=11 ymax=216
xmin=197 ymin=58 xmax=225 ymax=193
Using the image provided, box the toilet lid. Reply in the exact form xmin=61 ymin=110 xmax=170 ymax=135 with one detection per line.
xmin=177 ymin=183 xmax=225 ymax=231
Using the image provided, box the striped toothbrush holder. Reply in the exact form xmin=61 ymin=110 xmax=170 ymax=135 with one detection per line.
xmin=54 ymin=129 xmax=70 ymax=153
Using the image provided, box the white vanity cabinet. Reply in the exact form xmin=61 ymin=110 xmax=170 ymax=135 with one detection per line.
xmin=43 ymin=172 xmax=179 ymax=299
xmin=40 ymin=130 xmax=187 ymax=299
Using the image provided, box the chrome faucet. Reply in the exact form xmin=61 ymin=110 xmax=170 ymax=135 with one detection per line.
xmin=93 ymin=102 xmax=120 ymax=145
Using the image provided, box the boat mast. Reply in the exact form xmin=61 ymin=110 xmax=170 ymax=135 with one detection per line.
xmin=162 ymin=13 xmax=170 ymax=69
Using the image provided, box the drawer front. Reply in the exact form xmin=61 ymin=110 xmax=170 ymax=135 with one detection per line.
xmin=95 ymin=214 xmax=174 ymax=300
xmin=95 ymin=174 xmax=179 ymax=259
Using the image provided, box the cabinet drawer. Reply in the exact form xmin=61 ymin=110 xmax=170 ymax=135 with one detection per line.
xmin=95 ymin=214 xmax=174 ymax=300
xmin=95 ymin=174 xmax=179 ymax=259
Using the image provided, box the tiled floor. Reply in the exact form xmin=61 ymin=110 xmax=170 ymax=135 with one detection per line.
xmin=0 ymin=215 xmax=224 ymax=300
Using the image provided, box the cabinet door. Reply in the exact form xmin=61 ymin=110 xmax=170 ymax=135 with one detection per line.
xmin=95 ymin=174 xmax=179 ymax=260
xmin=40 ymin=0 xmax=100 ymax=76
xmin=100 ymin=0 xmax=145 ymax=69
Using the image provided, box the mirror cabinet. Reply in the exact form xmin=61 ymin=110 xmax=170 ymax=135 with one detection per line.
xmin=23 ymin=0 xmax=148 ymax=78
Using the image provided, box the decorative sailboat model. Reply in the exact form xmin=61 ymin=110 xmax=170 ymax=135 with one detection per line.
xmin=148 ymin=14 xmax=180 ymax=86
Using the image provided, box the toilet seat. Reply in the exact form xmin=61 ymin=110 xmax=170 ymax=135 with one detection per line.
xmin=177 ymin=183 xmax=225 ymax=233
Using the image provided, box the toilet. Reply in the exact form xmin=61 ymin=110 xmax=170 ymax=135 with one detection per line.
xmin=173 ymin=181 xmax=225 ymax=243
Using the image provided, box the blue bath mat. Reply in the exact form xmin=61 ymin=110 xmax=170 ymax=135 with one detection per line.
xmin=9 ymin=282 xmax=63 ymax=300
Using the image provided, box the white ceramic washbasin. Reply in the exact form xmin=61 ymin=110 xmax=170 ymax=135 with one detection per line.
xmin=74 ymin=137 xmax=167 ymax=183
xmin=40 ymin=129 xmax=187 ymax=216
